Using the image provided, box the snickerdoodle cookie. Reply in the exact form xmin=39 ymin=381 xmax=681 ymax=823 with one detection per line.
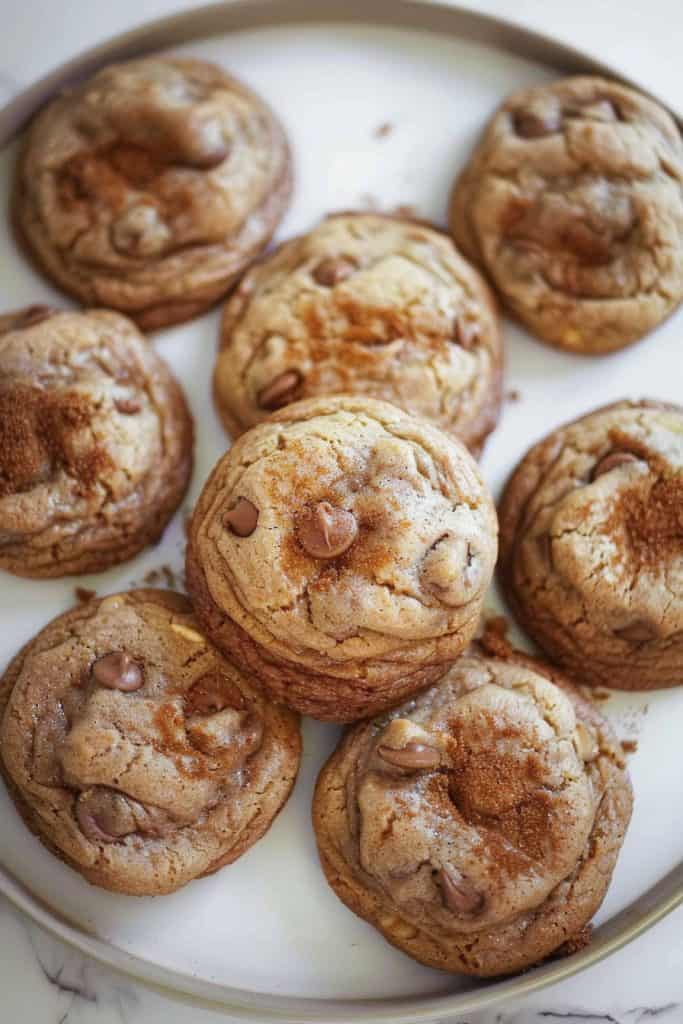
xmin=0 ymin=589 xmax=300 ymax=895
xmin=213 ymin=213 xmax=502 ymax=454
xmin=13 ymin=57 xmax=292 ymax=329
xmin=186 ymin=395 xmax=497 ymax=722
xmin=0 ymin=307 xmax=193 ymax=577
xmin=450 ymin=76 xmax=683 ymax=353
xmin=498 ymin=400 xmax=683 ymax=690
xmin=313 ymin=643 xmax=632 ymax=976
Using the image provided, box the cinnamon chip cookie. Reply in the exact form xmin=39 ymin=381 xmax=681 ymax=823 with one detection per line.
xmin=313 ymin=645 xmax=632 ymax=977
xmin=13 ymin=57 xmax=292 ymax=329
xmin=0 ymin=590 xmax=300 ymax=895
xmin=0 ymin=308 xmax=193 ymax=577
xmin=213 ymin=214 xmax=502 ymax=455
xmin=450 ymin=76 xmax=683 ymax=353
xmin=498 ymin=400 xmax=683 ymax=690
xmin=186 ymin=395 xmax=497 ymax=722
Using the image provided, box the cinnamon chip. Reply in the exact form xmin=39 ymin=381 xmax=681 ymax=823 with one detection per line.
xmin=377 ymin=742 xmax=440 ymax=770
xmin=114 ymin=396 xmax=142 ymax=415
xmin=186 ymin=673 xmax=245 ymax=715
xmin=591 ymin=451 xmax=639 ymax=480
xmin=224 ymin=497 xmax=259 ymax=537
xmin=257 ymin=370 xmax=302 ymax=410
xmin=91 ymin=652 xmax=143 ymax=692
xmin=436 ymin=867 xmax=484 ymax=916
xmin=514 ymin=105 xmax=561 ymax=138
xmin=312 ymin=256 xmax=357 ymax=286
xmin=296 ymin=501 xmax=358 ymax=559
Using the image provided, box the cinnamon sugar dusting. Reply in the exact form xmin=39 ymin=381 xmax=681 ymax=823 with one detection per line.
xmin=107 ymin=143 xmax=168 ymax=187
xmin=602 ymin=428 xmax=683 ymax=567
xmin=444 ymin=712 xmax=555 ymax=870
xmin=0 ymin=385 xmax=109 ymax=496
xmin=617 ymin=474 xmax=683 ymax=568
xmin=58 ymin=144 xmax=167 ymax=212
xmin=152 ymin=702 xmax=209 ymax=779
xmin=297 ymin=291 xmax=452 ymax=364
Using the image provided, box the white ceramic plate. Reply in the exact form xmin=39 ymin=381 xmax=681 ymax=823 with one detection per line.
xmin=0 ymin=3 xmax=681 ymax=1021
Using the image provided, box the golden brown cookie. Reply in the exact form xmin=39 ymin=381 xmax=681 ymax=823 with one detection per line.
xmin=498 ymin=400 xmax=683 ymax=690
xmin=449 ymin=76 xmax=683 ymax=353
xmin=313 ymin=644 xmax=632 ymax=977
xmin=13 ymin=57 xmax=292 ymax=329
xmin=186 ymin=395 xmax=498 ymax=722
xmin=0 ymin=307 xmax=193 ymax=577
xmin=0 ymin=589 xmax=301 ymax=896
xmin=213 ymin=213 xmax=502 ymax=455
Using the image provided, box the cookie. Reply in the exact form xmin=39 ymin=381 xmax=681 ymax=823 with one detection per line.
xmin=0 ymin=307 xmax=193 ymax=577
xmin=186 ymin=395 xmax=497 ymax=722
xmin=213 ymin=213 xmax=502 ymax=455
xmin=449 ymin=76 xmax=683 ymax=353
xmin=0 ymin=589 xmax=300 ymax=896
xmin=312 ymin=644 xmax=632 ymax=977
xmin=13 ymin=57 xmax=292 ymax=329
xmin=498 ymin=400 xmax=683 ymax=690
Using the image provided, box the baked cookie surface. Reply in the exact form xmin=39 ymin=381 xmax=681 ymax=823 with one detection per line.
xmin=0 ymin=307 xmax=193 ymax=577
xmin=449 ymin=76 xmax=683 ymax=353
xmin=186 ymin=395 xmax=498 ymax=722
xmin=0 ymin=589 xmax=300 ymax=896
xmin=13 ymin=57 xmax=292 ymax=329
xmin=498 ymin=400 xmax=683 ymax=690
xmin=213 ymin=213 xmax=502 ymax=454
xmin=313 ymin=644 xmax=632 ymax=977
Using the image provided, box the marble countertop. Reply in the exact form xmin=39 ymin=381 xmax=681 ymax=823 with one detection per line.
xmin=0 ymin=0 xmax=681 ymax=1021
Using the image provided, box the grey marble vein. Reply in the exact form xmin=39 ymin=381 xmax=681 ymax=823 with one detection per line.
xmin=1 ymin=894 xmax=682 ymax=1023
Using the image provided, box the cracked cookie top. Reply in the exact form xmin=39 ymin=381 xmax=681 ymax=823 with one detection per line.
xmin=0 ymin=308 xmax=193 ymax=577
xmin=13 ymin=57 xmax=292 ymax=329
xmin=499 ymin=400 xmax=683 ymax=689
xmin=313 ymin=647 xmax=632 ymax=977
xmin=187 ymin=396 xmax=497 ymax=717
xmin=213 ymin=214 xmax=502 ymax=454
xmin=0 ymin=590 xmax=300 ymax=895
xmin=449 ymin=76 xmax=683 ymax=353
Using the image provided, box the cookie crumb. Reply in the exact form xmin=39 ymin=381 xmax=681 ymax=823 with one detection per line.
xmin=506 ymin=388 xmax=521 ymax=403
xmin=143 ymin=565 xmax=177 ymax=588
xmin=374 ymin=121 xmax=393 ymax=139
xmin=621 ymin=738 xmax=638 ymax=755
xmin=393 ymin=204 xmax=418 ymax=219
xmin=74 ymin=586 xmax=96 ymax=604
xmin=552 ymin=924 xmax=593 ymax=959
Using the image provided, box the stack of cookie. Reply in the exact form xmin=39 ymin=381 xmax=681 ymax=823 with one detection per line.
xmin=1 ymin=55 xmax=682 ymax=979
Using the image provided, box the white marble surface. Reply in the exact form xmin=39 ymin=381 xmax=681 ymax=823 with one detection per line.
xmin=0 ymin=0 xmax=681 ymax=1021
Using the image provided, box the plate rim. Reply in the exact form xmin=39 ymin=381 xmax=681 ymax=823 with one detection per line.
xmin=0 ymin=0 xmax=681 ymax=1019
